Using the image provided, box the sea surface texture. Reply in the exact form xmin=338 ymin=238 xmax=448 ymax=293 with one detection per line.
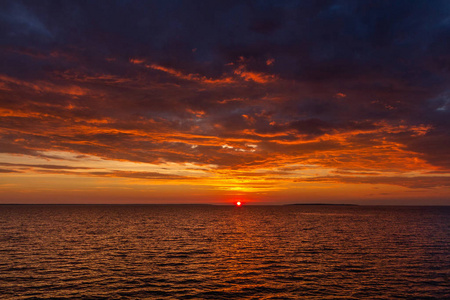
xmin=0 ymin=205 xmax=449 ymax=299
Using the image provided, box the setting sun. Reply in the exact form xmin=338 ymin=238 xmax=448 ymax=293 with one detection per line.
xmin=236 ymin=201 xmax=242 ymax=207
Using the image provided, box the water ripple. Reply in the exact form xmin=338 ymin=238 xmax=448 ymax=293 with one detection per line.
xmin=0 ymin=205 xmax=449 ymax=299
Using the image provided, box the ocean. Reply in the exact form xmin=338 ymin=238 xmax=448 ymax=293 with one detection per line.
xmin=0 ymin=205 xmax=448 ymax=299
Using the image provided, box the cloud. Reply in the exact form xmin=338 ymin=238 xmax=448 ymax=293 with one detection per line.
xmin=0 ymin=0 xmax=449 ymax=196
xmin=6 ymin=167 xmax=196 ymax=182
xmin=0 ymin=168 xmax=20 ymax=173
xmin=296 ymin=175 xmax=450 ymax=189
xmin=91 ymin=170 xmax=193 ymax=180
xmin=0 ymin=162 xmax=94 ymax=170
xmin=233 ymin=66 xmax=275 ymax=83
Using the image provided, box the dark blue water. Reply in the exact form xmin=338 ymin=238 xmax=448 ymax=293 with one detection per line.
xmin=0 ymin=205 xmax=449 ymax=299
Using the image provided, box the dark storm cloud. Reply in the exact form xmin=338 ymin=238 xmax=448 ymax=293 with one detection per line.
xmin=1 ymin=0 xmax=450 ymax=189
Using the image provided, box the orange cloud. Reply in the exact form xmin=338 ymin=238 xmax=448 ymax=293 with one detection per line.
xmin=144 ymin=63 xmax=235 ymax=85
xmin=0 ymin=74 xmax=87 ymax=96
xmin=129 ymin=58 xmax=145 ymax=64
xmin=233 ymin=66 xmax=275 ymax=83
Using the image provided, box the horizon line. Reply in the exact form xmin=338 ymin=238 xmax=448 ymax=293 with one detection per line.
xmin=0 ymin=203 xmax=449 ymax=207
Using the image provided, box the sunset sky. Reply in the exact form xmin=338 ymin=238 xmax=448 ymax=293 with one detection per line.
xmin=1 ymin=1 xmax=449 ymax=205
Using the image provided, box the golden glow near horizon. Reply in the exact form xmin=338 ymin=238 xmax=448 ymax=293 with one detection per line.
xmin=0 ymin=148 xmax=448 ymax=204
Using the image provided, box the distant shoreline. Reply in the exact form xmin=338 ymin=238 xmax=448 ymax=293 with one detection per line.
xmin=285 ymin=203 xmax=359 ymax=206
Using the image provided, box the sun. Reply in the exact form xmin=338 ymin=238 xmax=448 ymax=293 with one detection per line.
xmin=236 ymin=201 xmax=242 ymax=207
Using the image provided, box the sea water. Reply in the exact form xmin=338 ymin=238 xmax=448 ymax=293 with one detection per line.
xmin=0 ymin=205 xmax=449 ymax=299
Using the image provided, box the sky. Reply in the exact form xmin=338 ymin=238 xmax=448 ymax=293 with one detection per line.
xmin=0 ymin=0 xmax=449 ymax=205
